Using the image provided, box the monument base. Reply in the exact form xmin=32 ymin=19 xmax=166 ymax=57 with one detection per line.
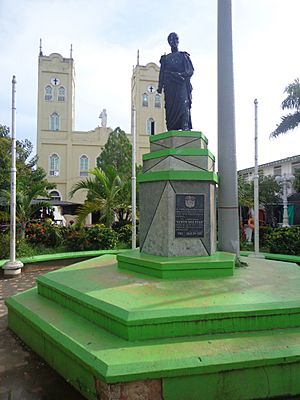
xmin=117 ymin=249 xmax=235 ymax=279
xmin=6 ymin=254 xmax=300 ymax=400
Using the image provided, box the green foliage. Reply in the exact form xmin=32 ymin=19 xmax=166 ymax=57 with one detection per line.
xmin=97 ymin=127 xmax=132 ymax=177
xmin=0 ymin=233 xmax=10 ymax=259
xmin=115 ymin=224 xmax=132 ymax=247
xmin=70 ymin=167 xmax=124 ymax=227
xmin=259 ymin=225 xmax=273 ymax=246
xmin=0 ymin=125 xmax=39 ymax=191
xmin=86 ymin=224 xmax=118 ymax=250
xmin=0 ymin=234 xmax=35 ymax=259
xmin=293 ymin=170 xmax=300 ymax=193
xmin=265 ymin=226 xmax=300 ymax=255
xmin=258 ymin=175 xmax=281 ymax=206
xmin=270 ymin=79 xmax=300 ymax=138
xmin=238 ymin=175 xmax=253 ymax=208
xmin=25 ymin=223 xmax=65 ymax=247
xmin=63 ymin=224 xmax=118 ymax=251
xmin=0 ymin=126 xmax=55 ymax=238
xmin=16 ymin=239 xmax=35 ymax=258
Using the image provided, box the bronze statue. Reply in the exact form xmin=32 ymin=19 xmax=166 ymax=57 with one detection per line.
xmin=157 ymin=32 xmax=194 ymax=131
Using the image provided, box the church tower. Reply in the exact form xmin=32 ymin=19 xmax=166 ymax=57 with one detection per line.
xmin=37 ymin=49 xmax=75 ymax=154
xmin=131 ymin=60 xmax=166 ymax=163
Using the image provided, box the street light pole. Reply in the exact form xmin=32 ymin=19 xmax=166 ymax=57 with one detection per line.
xmin=3 ymin=76 xmax=23 ymax=277
xmin=276 ymin=174 xmax=294 ymax=227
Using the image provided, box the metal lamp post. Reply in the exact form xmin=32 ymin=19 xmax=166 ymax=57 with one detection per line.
xmin=275 ymin=174 xmax=295 ymax=227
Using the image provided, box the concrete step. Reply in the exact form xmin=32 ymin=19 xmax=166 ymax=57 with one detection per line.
xmin=34 ymin=254 xmax=300 ymax=341
xmin=6 ymin=286 xmax=300 ymax=400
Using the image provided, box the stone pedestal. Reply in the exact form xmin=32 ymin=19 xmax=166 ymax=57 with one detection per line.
xmin=139 ymin=131 xmax=218 ymax=257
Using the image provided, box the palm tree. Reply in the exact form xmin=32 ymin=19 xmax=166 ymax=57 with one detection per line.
xmin=0 ymin=180 xmax=53 ymax=239
xmin=69 ymin=167 xmax=124 ymax=227
xmin=270 ymin=79 xmax=300 ymax=138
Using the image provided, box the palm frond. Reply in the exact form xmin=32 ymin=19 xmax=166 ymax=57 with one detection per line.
xmin=270 ymin=112 xmax=300 ymax=138
xmin=282 ymin=79 xmax=300 ymax=110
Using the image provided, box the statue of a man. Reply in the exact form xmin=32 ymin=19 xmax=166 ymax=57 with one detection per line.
xmin=157 ymin=32 xmax=194 ymax=131
xmin=99 ymin=109 xmax=107 ymax=128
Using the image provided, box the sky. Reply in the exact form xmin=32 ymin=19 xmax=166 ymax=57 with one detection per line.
xmin=1 ymin=0 xmax=300 ymax=171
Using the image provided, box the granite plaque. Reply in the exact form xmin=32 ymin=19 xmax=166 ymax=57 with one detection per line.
xmin=175 ymin=194 xmax=204 ymax=238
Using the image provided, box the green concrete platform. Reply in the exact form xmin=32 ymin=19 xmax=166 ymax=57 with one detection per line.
xmin=5 ymin=255 xmax=300 ymax=400
xmin=117 ymin=249 xmax=235 ymax=278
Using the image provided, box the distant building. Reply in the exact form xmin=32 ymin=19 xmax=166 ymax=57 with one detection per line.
xmin=37 ymin=49 xmax=165 ymax=207
xmin=238 ymin=154 xmax=300 ymax=196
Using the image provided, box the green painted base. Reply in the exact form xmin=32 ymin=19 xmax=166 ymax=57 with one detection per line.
xmin=117 ymin=250 xmax=235 ymax=279
xmin=5 ymin=256 xmax=300 ymax=399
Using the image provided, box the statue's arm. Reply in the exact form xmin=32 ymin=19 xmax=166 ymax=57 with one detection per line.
xmin=157 ymin=55 xmax=165 ymax=93
xmin=181 ymin=52 xmax=194 ymax=78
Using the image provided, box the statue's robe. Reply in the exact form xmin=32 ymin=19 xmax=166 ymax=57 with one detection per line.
xmin=159 ymin=51 xmax=194 ymax=131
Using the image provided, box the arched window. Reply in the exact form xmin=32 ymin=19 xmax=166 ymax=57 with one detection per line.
xmin=57 ymin=86 xmax=66 ymax=102
xmin=50 ymin=112 xmax=60 ymax=130
xmin=80 ymin=155 xmax=89 ymax=176
xmin=49 ymin=154 xmax=60 ymax=176
xmin=155 ymin=94 xmax=161 ymax=108
xmin=142 ymin=93 xmax=148 ymax=107
xmin=44 ymin=85 xmax=53 ymax=101
xmin=49 ymin=190 xmax=61 ymax=201
xmin=147 ymin=118 xmax=155 ymax=135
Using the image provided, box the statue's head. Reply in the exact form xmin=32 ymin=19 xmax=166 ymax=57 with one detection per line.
xmin=167 ymin=32 xmax=179 ymax=49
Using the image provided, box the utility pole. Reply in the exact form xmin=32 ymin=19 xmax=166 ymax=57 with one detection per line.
xmin=217 ymin=0 xmax=240 ymax=257
xmin=3 ymin=76 xmax=24 ymax=276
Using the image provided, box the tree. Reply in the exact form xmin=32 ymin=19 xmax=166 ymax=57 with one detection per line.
xmin=0 ymin=167 xmax=55 ymax=238
xmin=238 ymin=175 xmax=253 ymax=208
xmin=270 ymin=79 xmax=300 ymax=138
xmin=69 ymin=167 xmax=124 ymax=227
xmin=258 ymin=175 xmax=282 ymax=225
xmin=0 ymin=125 xmax=55 ymax=237
xmin=0 ymin=124 xmax=37 ymax=191
xmin=97 ymin=127 xmax=132 ymax=177
xmin=293 ymin=170 xmax=300 ymax=193
xmin=96 ymin=126 xmax=140 ymax=225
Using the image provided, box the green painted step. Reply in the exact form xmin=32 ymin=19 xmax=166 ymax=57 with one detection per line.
xmin=117 ymin=250 xmax=235 ymax=279
xmin=6 ymin=288 xmax=300 ymax=400
xmin=149 ymin=130 xmax=208 ymax=144
xmin=34 ymin=254 xmax=300 ymax=341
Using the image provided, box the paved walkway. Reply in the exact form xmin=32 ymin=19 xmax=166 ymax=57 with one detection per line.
xmin=0 ymin=262 xmax=85 ymax=400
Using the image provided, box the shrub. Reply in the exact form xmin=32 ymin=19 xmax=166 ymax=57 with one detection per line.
xmin=86 ymin=225 xmax=118 ymax=250
xmin=16 ymin=239 xmax=35 ymax=258
xmin=64 ymin=225 xmax=118 ymax=251
xmin=259 ymin=225 xmax=273 ymax=247
xmin=116 ymin=224 xmax=132 ymax=247
xmin=0 ymin=233 xmax=10 ymax=259
xmin=265 ymin=226 xmax=300 ymax=255
xmin=25 ymin=223 xmax=65 ymax=247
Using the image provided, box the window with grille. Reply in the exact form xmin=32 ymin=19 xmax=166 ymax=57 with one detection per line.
xmin=49 ymin=154 xmax=60 ymax=176
xmin=44 ymin=85 xmax=53 ymax=101
xmin=80 ymin=155 xmax=89 ymax=176
xmin=50 ymin=112 xmax=60 ymax=130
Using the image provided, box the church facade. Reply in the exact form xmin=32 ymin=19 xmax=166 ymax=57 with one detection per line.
xmin=36 ymin=50 xmax=165 ymax=205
